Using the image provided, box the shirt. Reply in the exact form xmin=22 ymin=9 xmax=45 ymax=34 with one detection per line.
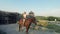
xmin=23 ymin=14 xmax=27 ymax=18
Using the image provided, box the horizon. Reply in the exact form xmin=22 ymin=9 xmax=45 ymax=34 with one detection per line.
xmin=0 ymin=0 xmax=60 ymax=17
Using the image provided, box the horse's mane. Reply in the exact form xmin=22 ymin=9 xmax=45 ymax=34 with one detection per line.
xmin=26 ymin=15 xmax=35 ymax=22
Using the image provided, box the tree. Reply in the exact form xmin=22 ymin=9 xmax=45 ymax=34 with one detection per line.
xmin=47 ymin=16 xmax=58 ymax=21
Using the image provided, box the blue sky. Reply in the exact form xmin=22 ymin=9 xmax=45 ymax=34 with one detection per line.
xmin=0 ymin=0 xmax=60 ymax=16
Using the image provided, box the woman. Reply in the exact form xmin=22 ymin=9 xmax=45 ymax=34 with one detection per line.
xmin=22 ymin=12 xmax=27 ymax=25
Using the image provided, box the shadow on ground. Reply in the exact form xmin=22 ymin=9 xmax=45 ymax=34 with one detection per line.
xmin=0 ymin=30 xmax=7 ymax=34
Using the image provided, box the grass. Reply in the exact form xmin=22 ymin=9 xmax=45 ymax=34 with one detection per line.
xmin=46 ymin=24 xmax=60 ymax=33
xmin=37 ymin=20 xmax=48 ymax=27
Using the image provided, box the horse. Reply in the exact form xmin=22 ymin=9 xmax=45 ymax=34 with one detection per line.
xmin=18 ymin=15 xmax=37 ymax=34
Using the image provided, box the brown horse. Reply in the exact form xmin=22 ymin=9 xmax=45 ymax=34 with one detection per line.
xmin=18 ymin=17 xmax=37 ymax=34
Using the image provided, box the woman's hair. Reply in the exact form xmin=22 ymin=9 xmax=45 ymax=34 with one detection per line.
xmin=29 ymin=11 xmax=34 ymax=14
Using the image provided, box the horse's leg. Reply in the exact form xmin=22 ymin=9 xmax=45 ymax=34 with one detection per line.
xmin=26 ymin=24 xmax=31 ymax=34
xmin=26 ymin=26 xmax=29 ymax=34
xmin=19 ymin=24 xmax=21 ymax=31
xmin=19 ymin=24 xmax=22 ymax=31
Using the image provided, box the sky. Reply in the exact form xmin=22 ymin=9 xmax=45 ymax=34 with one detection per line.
xmin=0 ymin=0 xmax=60 ymax=17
